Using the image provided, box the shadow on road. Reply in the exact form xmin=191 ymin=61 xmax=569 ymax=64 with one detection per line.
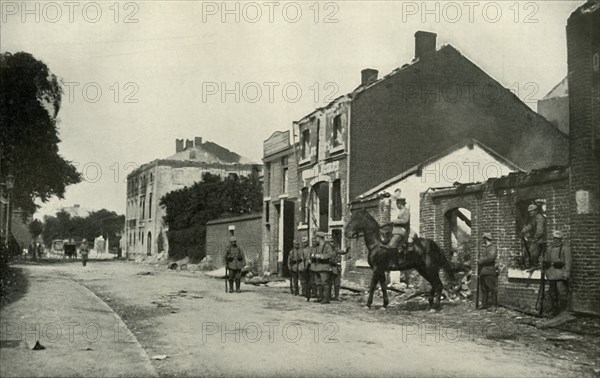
xmin=0 ymin=266 xmax=29 ymax=309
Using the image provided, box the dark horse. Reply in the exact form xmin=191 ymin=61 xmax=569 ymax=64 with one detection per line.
xmin=345 ymin=209 xmax=465 ymax=312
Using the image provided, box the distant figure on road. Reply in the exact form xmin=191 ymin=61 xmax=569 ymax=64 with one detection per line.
xmin=28 ymin=241 xmax=36 ymax=260
xmin=287 ymin=240 xmax=300 ymax=296
xmin=543 ymin=230 xmax=571 ymax=316
xmin=36 ymin=242 xmax=43 ymax=260
xmin=80 ymin=239 xmax=90 ymax=267
xmin=224 ymin=236 xmax=246 ymax=293
xmin=478 ymin=232 xmax=498 ymax=311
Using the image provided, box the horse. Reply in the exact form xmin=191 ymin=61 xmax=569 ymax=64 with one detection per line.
xmin=345 ymin=209 xmax=468 ymax=312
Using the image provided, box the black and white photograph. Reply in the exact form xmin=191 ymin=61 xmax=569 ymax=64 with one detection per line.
xmin=1 ymin=0 xmax=599 ymax=376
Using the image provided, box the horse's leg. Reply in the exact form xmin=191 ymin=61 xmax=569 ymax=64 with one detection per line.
xmin=430 ymin=271 xmax=444 ymax=311
xmin=366 ymin=270 xmax=379 ymax=308
xmin=415 ymin=266 xmax=435 ymax=310
xmin=379 ymin=271 xmax=389 ymax=308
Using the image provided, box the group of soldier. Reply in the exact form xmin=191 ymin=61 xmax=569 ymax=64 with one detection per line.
xmin=477 ymin=203 xmax=572 ymax=316
xmin=287 ymin=231 xmax=343 ymax=304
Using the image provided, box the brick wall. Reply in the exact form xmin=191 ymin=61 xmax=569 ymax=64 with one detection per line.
xmin=420 ymin=170 xmax=573 ymax=313
xmin=206 ymin=214 xmax=262 ymax=269
xmin=566 ymin=1 xmax=600 ymax=314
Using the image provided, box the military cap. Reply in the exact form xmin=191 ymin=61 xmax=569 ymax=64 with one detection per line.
xmin=396 ymin=197 xmax=407 ymax=204
xmin=482 ymin=232 xmax=492 ymax=240
xmin=229 ymin=236 xmax=237 ymax=242
xmin=315 ymin=231 xmax=327 ymax=238
xmin=527 ymin=204 xmax=537 ymax=212
xmin=552 ymin=230 xmax=563 ymax=238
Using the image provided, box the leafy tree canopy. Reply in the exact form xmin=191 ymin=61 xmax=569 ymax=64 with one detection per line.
xmin=160 ymin=168 xmax=263 ymax=231
xmin=0 ymin=52 xmax=82 ymax=216
xmin=41 ymin=209 xmax=124 ymax=247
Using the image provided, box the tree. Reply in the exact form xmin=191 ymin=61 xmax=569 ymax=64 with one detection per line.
xmin=160 ymin=169 xmax=263 ymax=260
xmin=0 ymin=52 xmax=82 ymax=216
xmin=27 ymin=219 xmax=43 ymax=239
xmin=40 ymin=209 xmax=124 ymax=248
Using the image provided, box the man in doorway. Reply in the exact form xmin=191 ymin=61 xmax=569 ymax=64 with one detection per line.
xmin=521 ymin=203 xmax=546 ymax=270
xmin=298 ymin=236 xmax=311 ymax=299
xmin=224 ymin=236 xmax=246 ymax=293
xmin=478 ymin=232 xmax=498 ymax=311
xmin=543 ymin=230 xmax=571 ymax=316
xmin=288 ymin=240 xmax=301 ymax=296
xmin=310 ymin=231 xmax=336 ymax=304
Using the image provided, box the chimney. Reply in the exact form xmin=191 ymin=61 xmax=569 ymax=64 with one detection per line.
xmin=414 ymin=31 xmax=437 ymax=60
xmin=185 ymin=139 xmax=193 ymax=150
xmin=176 ymin=139 xmax=184 ymax=153
xmin=361 ymin=69 xmax=379 ymax=85
xmin=195 ymin=137 xmax=203 ymax=147
xmin=74 ymin=204 xmax=80 ymax=208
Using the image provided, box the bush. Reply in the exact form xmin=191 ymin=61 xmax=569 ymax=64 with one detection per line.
xmin=166 ymin=225 xmax=206 ymax=263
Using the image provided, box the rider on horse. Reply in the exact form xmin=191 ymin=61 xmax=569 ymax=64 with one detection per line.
xmin=387 ymin=197 xmax=411 ymax=254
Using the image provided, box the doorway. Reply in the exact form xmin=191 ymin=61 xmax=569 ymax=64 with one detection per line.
xmin=147 ymin=232 xmax=152 ymax=256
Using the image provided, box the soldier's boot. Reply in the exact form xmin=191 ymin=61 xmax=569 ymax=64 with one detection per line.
xmin=479 ymin=295 xmax=489 ymax=310
xmin=488 ymin=292 xmax=498 ymax=312
xmin=316 ymin=286 xmax=323 ymax=303
xmin=322 ymin=284 xmax=331 ymax=304
xmin=551 ymin=300 xmax=560 ymax=317
xmin=228 ymin=281 xmax=234 ymax=293
xmin=334 ymin=286 xmax=341 ymax=301
xmin=294 ymin=285 xmax=299 ymax=296
xmin=235 ymin=278 xmax=241 ymax=293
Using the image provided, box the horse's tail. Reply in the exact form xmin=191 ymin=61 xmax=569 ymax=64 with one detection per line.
xmin=428 ymin=240 xmax=457 ymax=282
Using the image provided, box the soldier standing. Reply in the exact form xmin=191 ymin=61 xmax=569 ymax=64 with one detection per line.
xmin=308 ymin=238 xmax=319 ymax=300
xmin=224 ymin=236 xmax=246 ymax=293
xmin=80 ymin=239 xmax=89 ymax=267
xmin=298 ymin=236 xmax=311 ymax=298
xmin=478 ymin=232 xmax=498 ymax=311
xmin=310 ymin=231 xmax=336 ymax=304
xmin=543 ymin=230 xmax=571 ymax=316
xmin=521 ymin=203 xmax=547 ymax=270
xmin=328 ymin=235 xmax=343 ymax=301
xmin=288 ymin=240 xmax=300 ymax=295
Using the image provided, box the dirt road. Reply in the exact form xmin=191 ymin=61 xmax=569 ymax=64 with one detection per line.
xmin=2 ymin=261 xmax=598 ymax=377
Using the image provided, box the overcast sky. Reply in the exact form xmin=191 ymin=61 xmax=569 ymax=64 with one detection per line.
xmin=1 ymin=0 xmax=581 ymax=219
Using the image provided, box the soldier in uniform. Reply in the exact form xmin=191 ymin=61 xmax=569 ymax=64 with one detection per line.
xmin=224 ymin=236 xmax=246 ymax=293
xmin=308 ymin=238 xmax=320 ymax=300
xmin=287 ymin=240 xmax=301 ymax=295
xmin=328 ymin=235 xmax=343 ymax=301
xmin=478 ymin=232 xmax=498 ymax=311
xmin=521 ymin=203 xmax=547 ymax=269
xmin=298 ymin=236 xmax=311 ymax=299
xmin=543 ymin=230 xmax=571 ymax=316
xmin=387 ymin=198 xmax=410 ymax=252
xmin=310 ymin=231 xmax=336 ymax=304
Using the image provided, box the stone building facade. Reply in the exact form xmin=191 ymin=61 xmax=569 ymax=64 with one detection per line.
xmin=262 ymin=30 xmax=568 ymax=278
xmin=125 ymin=137 xmax=259 ymax=259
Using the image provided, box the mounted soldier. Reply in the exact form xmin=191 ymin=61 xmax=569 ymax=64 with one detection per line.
xmin=387 ymin=197 xmax=411 ymax=253
xmin=521 ymin=203 xmax=547 ymax=270
xmin=224 ymin=236 xmax=246 ymax=293
xmin=543 ymin=230 xmax=571 ymax=316
xmin=287 ymin=240 xmax=301 ymax=296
